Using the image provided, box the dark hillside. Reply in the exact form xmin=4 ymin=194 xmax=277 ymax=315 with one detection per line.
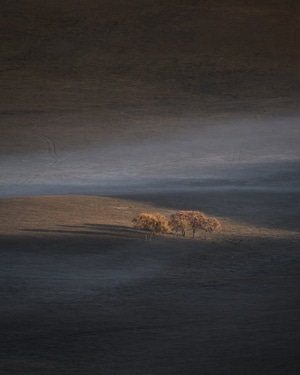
xmin=1 ymin=0 xmax=299 ymax=114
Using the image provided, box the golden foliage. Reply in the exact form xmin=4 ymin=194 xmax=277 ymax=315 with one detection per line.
xmin=169 ymin=211 xmax=190 ymax=236
xmin=202 ymin=217 xmax=222 ymax=233
xmin=132 ymin=213 xmax=170 ymax=239
xmin=169 ymin=211 xmax=221 ymax=238
xmin=133 ymin=211 xmax=221 ymax=239
xmin=170 ymin=210 xmax=207 ymax=237
xmin=200 ymin=216 xmax=221 ymax=239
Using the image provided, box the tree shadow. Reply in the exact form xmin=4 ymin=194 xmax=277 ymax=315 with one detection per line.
xmin=85 ymin=224 xmax=136 ymax=234
xmin=21 ymin=224 xmax=138 ymax=239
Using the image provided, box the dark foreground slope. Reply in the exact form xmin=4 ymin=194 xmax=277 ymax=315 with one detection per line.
xmin=0 ymin=195 xmax=299 ymax=374
xmin=1 ymin=232 xmax=300 ymax=375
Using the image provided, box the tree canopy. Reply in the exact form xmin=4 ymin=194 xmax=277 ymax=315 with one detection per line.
xmin=132 ymin=213 xmax=170 ymax=240
xmin=133 ymin=211 xmax=221 ymax=240
xmin=169 ymin=211 xmax=190 ymax=237
xmin=201 ymin=217 xmax=222 ymax=238
xmin=170 ymin=210 xmax=221 ymax=238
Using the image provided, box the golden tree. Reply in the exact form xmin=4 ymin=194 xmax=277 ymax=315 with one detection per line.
xmin=169 ymin=211 xmax=190 ymax=237
xmin=170 ymin=210 xmax=207 ymax=238
xmin=201 ymin=217 xmax=221 ymax=239
xmin=132 ymin=213 xmax=170 ymax=240
xmin=185 ymin=210 xmax=207 ymax=238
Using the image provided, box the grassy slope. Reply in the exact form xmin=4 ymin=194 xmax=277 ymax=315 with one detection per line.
xmin=0 ymin=195 xmax=299 ymax=238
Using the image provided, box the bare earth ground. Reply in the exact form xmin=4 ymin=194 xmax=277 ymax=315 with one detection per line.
xmin=1 ymin=0 xmax=300 ymax=374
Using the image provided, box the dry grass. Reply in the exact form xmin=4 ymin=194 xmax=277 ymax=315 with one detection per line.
xmin=1 ymin=195 xmax=299 ymax=241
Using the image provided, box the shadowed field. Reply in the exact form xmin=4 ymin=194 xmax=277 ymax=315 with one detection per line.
xmin=1 ymin=233 xmax=299 ymax=375
xmin=0 ymin=195 xmax=299 ymax=374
